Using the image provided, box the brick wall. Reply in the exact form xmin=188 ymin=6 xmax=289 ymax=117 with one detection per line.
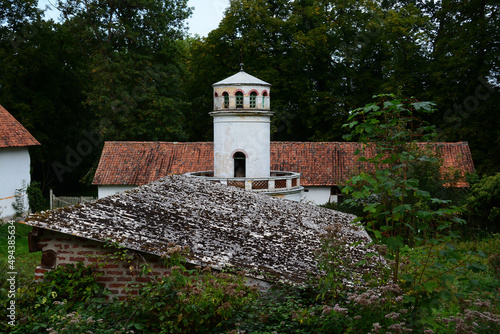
xmin=33 ymin=228 xmax=173 ymax=297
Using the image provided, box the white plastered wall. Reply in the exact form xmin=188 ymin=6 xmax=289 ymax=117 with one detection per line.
xmin=0 ymin=147 xmax=31 ymax=219
xmin=213 ymin=113 xmax=271 ymax=178
xmin=302 ymin=186 xmax=334 ymax=205
xmin=98 ymin=185 xmax=136 ymax=199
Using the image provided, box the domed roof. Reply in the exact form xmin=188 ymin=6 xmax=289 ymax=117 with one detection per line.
xmin=213 ymin=69 xmax=271 ymax=87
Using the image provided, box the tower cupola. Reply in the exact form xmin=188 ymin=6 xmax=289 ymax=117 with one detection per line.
xmin=213 ymin=65 xmax=271 ymax=111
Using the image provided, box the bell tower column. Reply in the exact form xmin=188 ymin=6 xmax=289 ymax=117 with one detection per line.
xmin=211 ymin=68 xmax=273 ymax=179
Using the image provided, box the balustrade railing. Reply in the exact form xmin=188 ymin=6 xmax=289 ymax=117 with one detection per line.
xmin=185 ymin=171 xmax=301 ymax=193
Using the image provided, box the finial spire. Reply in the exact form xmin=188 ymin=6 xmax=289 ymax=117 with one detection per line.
xmin=240 ymin=63 xmax=244 ymax=71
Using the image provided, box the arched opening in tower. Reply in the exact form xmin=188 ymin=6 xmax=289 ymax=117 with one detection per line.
xmin=233 ymin=152 xmax=246 ymax=177
xmin=235 ymin=91 xmax=244 ymax=108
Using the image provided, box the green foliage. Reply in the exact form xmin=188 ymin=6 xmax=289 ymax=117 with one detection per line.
xmin=11 ymin=180 xmax=27 ymax=218
xmin=27 ymin=181 xmax=47 ymax=213
xmin=56 ymin=0 xmax=192 ymax=142
xmin=235 ymin=286 xmax=347 ymax=333
xmin=185 ymin=0 xmax=384 ymax=142
xmin=316 ymin=232 xmax=500 ymax=333
xmin=329 ymin=95 xmax=470 ymax=324
xmin=342 ymin=94 xmax=464 ymax=248
xmin=120 ymin=243 xmax=259 ymax=333
xmin=1 ymin=264 xmax=124 ymax=334
xmin=489 ymin=251 xmax=500 ymax=279
xmin=427 ymin=0 xmax=500 ymax=175
xmin=0 ymin=0 xmax=193 ymax=194
xmin=1 ymin=233 xmax=499 ymax=333
xmin=43 ymin=262 xmax=109 ymax=305
xmin=465 ymin=172 xmax=500 ymax=234
xmin=0 ymin=0 xmax=42 ymax=27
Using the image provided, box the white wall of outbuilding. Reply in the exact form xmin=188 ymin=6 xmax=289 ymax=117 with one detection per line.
xmin=97 ymin=185 xmax=136 ymax=199
xmin=0 ymin=147 xmax=31 ymax=219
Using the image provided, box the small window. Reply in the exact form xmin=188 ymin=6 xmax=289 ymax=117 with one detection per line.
xmin=223 ymin=92 xmax=229 ymax=108
xmin=233 ymin=152 xmax=246 ymax=177
xmin=250 ymin=92 xmax=257 ymax=108
xmin=235 ymin=91 xmax=244 ymax=108
xmin=262 ymin=91 xmax=268 ymax=108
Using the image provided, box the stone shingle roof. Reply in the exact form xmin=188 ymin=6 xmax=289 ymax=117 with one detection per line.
xmin=93 ymin=141 xmax=475 ymax=187
xmin=25 ymin=175 xmax=372 ymax=283
xmin=0 ymin=105 xmax=40 ymax=148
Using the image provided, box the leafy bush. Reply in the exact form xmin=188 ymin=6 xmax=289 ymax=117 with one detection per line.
xmin=2 ymin=236 xmax=498 ymax=333
xmin=120 ymin=256 xmax=259 ymax=333
xmin=232 ymin=284 xmax=347 ymax=334
xmin=27 ymin=181 xmax=47 ymax=213
xmin=43 ymin=262 xmax=110 ymax=305
xmin=465 ymin=172 xmax=500 ymax=234
xmin=2 ymin=262 xmax=123 ymax=334
xmin=321 ymin=94 xmax=472 ymax=329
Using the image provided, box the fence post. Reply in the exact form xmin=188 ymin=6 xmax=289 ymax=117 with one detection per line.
xmin=49 ymin=189 xmax=53 ymax=210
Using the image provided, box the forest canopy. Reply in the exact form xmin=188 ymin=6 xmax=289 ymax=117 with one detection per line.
xmin=1 ymin=0 xmax=498 ymax=194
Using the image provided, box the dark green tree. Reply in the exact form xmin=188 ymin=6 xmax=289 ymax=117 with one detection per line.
xmin=0 ymin=1 xmax=91 ymax=192
xmin=1 ymin=0 xmax=194 ymax=194
xmin=465 ymin=173 xmax=500 ymax=234
xmin=185 ymin=0 xmax=388 ymax=141
xmin=0 ymin=0 xmax=42 ymax=28
xmin=425 ymin=0 xmax=500 ymax=175
xmin=56 ymin=0 xmax=192 ymax=141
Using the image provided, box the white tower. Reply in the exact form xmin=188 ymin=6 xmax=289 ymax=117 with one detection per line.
xmin=186 ymin=66 xmax=303 ymax=202
xmin=211 ymin=66 xmax=273 ymax=178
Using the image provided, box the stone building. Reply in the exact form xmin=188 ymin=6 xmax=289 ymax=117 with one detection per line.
xmin=25 ymin=175 xmax=376 ymax=295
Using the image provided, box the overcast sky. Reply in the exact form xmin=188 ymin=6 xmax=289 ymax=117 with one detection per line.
xmin=38 ymin=0 xmax=230 ymax=37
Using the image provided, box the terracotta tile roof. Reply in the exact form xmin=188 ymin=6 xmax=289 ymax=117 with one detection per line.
xmin=26 ymin=175 xmax=376 ymax=284
xmin=270 ymin=142 xmax=369 ymax=186
xmin=93 ymin=141 xmax=475 ymax=187
xmin=415 ymin=142 xmax=476 ymax=187
xmin=0 ymin=105 xmax=40 ymax=148
xmin=93 ymin=142 xmax=214 ymax=186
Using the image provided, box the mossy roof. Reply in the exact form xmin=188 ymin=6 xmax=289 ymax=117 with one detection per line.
xmin=25 ymin=175 xmax=373 ymax=283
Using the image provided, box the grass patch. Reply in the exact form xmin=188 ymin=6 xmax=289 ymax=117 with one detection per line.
xmin=0 ymin=222 xmax=41 ymax=285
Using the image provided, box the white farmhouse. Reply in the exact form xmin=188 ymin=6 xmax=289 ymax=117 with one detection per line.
xmin=0 ymin=105 xmax=40 ymax=220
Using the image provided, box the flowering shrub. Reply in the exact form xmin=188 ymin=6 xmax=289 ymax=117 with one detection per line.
xmin=1 ymin=237 xmax=498 ymax=333
xmin=313 ymin=95 xmax=499 ymax=332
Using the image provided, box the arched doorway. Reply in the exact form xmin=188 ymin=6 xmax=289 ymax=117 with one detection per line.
xmin=233 ymin=152 xmax=246 ymax=177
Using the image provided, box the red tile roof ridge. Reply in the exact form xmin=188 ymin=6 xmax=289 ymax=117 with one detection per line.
xmin=0 ymin=104 xmax=40 ymax=148
xmin=93 ymin=141 xmax=475 ymax=187
xmin=104 ymin=141 xmax=212 ymax=143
